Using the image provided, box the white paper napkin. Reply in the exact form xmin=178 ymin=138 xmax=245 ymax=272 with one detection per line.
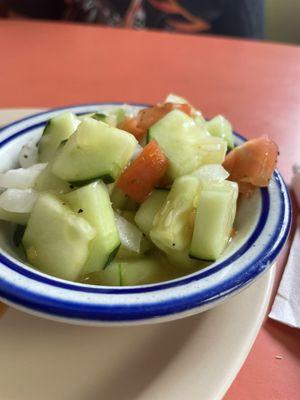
xmin=269 ymin=166 xmax=300 ymax=328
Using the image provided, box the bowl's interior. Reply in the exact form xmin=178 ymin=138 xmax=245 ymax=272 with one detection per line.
xmin=0 ymin=123 xmax=263 ymax=287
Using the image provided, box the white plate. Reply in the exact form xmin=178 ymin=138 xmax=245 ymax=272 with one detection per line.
xmin=0 ymin=109 xmax=275 ymax=400
xmin=0 ymin=267 xmax=274 ymax=400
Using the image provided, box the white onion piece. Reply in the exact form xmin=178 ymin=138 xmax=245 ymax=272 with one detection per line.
xmin=0 ymin=163 xmax=47 ymax=189
xmin=192 ymin=164 xmax=229 ymax=182
xmin=130 ymin=144 xmax=143 ymax=162
xmin=114 ymin=212 xmax=142 ymax=253
xmin=0 ymin=189 xmax=38 ymax=213
xmin=18 ymin=139 xmax=39 ymax=168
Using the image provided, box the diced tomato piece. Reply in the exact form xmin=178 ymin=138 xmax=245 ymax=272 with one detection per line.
xmin=117 ymin=140 xmax=168 ymax=203
xmin=223 ymin=135 xmax=278 ymax=192
xmin=118 ymin=117 xmax=145 ymax=142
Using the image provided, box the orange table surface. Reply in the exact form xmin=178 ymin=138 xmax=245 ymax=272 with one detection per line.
xmin=0 ymin=19 xmax=300 ymax=399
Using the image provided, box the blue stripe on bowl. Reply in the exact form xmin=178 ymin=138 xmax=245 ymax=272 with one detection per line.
xmin=0 ymin=104 xmax=292 ymax=322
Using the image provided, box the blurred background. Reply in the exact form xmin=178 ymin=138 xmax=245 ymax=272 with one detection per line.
xmin=0 ymin=0 xmax=299 ymax=44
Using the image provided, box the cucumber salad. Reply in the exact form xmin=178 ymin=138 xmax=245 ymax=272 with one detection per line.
xmin=0 ymin=94 xmax=279 ymax=286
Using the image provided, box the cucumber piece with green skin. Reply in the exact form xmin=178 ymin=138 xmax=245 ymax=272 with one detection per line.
xmin=119 ymin=258 xmax=169 ymax=285
xmin=62 ymin=181 xmax=120 ymax=275
xmin=22 ymin=193 xmax=95 ymax=281
xmin=38 ymin=112 xmax=80 ymax=162
xmin=149 ymin=109 xmax=227 ymax=180
xmin=189 ymin=180 xmax=238 ymax=261
xmin=88 ymin=258 xmax=169 ymax=286
xmin=83 ymin=108 xmax=127 ymax=126
xmin=110 ymin=186 xmax=138 ymax=211
xmin=34 ymin=162 xmax=70 ymax=194
xmin=0 ymin=208 xmax=29 ymax=225
xmin=52 ymin=117 xmax=138 ymax=184
xmin=84 ymin=262 xmax=121 ymax=286
xmin=135 ymin=190 xmax=168 ymax=237
xmin=150 ymin=176 xmax=200 ymax=253
xmin=167 ymin=249 xmax=207 ymax=270
xmin=205 ymin=115 xmax=234 ymax=149
xmin=91 ymin=113 xmax=117 ymax=127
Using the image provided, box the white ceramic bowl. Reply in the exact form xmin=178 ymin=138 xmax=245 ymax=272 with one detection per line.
xmin=0 ymin=104 xmax=291 ymax=326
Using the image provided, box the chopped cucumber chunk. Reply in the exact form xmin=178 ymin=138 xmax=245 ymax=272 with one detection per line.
xmin=194 ymin=112 xmax=206 ymax=127
xmin=205 ymin=115 xmax=234 ymax=149
xmin=110 ymin=186 xmax=138 ymax=211
xmin=22 ymin=193 xmax=95 ymax=281
xmin=119 ymin=258 xmax=168 ymax=285
xmin=38 ymin=112 xmax=80 ymax=162
xmin=84 ymin=262 xmax=121 ymax=286
xmin=34 ymin=162 xmax=70 ymax=194
xmin=190 ymin=180 xmax=238 ymax=261
xmin=167 ymin=250 xmax=205 ymax=270
xmin=150 ymin=176 xmax=200 ymax=253
xmin=62 ymin=181 xmax=120 ymax=275
xmin=91 ymin=113 xmax=117 ymax=127
xmin=88 ymin=258 xmax=168 ymax=286
xmin=149 ymin=109 xmax=226 ymax=180
xmin=52 ymin=117 xmax=137 ymax=183
xmin=91 ymin=108 xmax=127 ymax=126
xmin=135 ymin=189 xmax=168 ymax=236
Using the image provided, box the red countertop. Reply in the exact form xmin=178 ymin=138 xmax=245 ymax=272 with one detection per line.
xmin=0 ymin=19 xmax=299 ymax=399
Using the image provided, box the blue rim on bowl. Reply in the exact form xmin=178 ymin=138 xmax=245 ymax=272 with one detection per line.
xmin=0 ymin=104 xmax=292 ymax=325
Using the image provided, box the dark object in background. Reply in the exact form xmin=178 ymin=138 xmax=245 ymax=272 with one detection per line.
xmin=6 ymin=0 xmax=64 ymax=19
xmin=3 ymin=0 xmax=264 ymax=39
xmin=63 ymin=0 xmax=123 ymax=26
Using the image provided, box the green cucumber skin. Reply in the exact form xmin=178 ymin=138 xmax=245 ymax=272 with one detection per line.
xmin=188 ymin=253 xmax=215 ymax=262
xmin=189 ymin=181 xmax=238 ymax=261
xmin=62 ymin=181 xmax=120 ymax=275
xmin=22 ymin=193 xmax=95 ymax=281
xmin=13 ymin=225 xmax=26 ymax=247
xmin=91 ymin=113 xmax=107 ymax=122
xmin=38 ymin=113 xmax=80 ymax=162
xmin=149 ymin=109 xmax=226 ymax=180
xmin=135 ymin=189 xmax=169 ymax=237
xmin=150 ymin=176 xmax=200 ymax=253
xmin=205 ymin=115 xmax=234 ymax=150
xmin=103 ymin=243 xmax=121 ymax=269
xmin=41 ymin=121 xmax=51 ymax=138
xmin=69 ymin=174 xmax=115 ymax=186
xmin=51 ymin=118 xmax=137 ymax=183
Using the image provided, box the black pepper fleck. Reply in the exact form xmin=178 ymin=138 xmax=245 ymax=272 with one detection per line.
xmin=24 ymin=155 xmax=28 ymax=158
xmin=69 ymin=185 xmax=74 ymax=189
xmin=78 ymin=209 xmax=83 ymax=213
